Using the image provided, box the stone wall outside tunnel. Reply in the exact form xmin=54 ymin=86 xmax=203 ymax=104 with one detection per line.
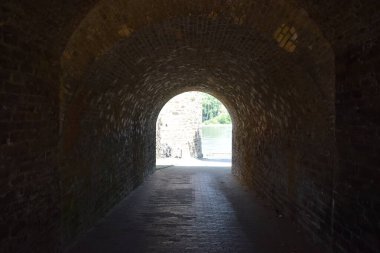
xmin=156 ymin=92 xmax=203 ymax=159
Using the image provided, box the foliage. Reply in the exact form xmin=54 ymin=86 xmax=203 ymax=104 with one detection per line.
xmin=202 ymin=94 xmax=221 ymax=121
xmin=203 ymin=113 xmax=232 ymax=125
xmin=202 ymin=94 xmax=231 ymax=124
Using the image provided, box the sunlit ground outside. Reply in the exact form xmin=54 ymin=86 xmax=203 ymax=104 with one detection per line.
xmin=156 ymin=157 xmax=231 ymax=168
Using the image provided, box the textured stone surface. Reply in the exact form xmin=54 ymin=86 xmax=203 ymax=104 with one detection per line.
xmin=0 ymin=0 xmax=379 ymax=253
xmin=334 ymin=38 xmax=380 ymax=253
xmin=67 ymin=166 xmax=324 ymax=253
xmin=156 ymin=92 xmax=203 ymax=159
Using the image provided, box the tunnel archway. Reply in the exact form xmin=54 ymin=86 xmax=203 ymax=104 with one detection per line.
xmin=2 ymin=0 xmax=380 ymax=252
xmin=155 ymin=91 xmax=234 ymax=168
xmin=57 ymin=0 xmax=336 ymax=248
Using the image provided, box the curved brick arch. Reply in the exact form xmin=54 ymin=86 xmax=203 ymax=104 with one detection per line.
xmin=59 ymin=13 xmax=336 ymax=248
xmin=56 ymin=1 xmax=339 ymax=245
xmin=61 ymin=14 xmax=334 ymax=135
xmin=61 ymin=0 xmax=334 ymax=96
xmin=154 ymin=87 xmax=239 ymax=128
xmin=1 ymin=1 xmax=379 ymax=253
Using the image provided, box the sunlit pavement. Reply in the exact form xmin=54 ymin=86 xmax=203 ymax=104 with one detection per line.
xmin=67 ymin=166 xmax=323 ymax=253
xmin=156 ymin=157 xmax=232 ymax=168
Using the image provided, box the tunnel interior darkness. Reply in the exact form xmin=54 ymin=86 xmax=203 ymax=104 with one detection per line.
xmin=1 ymin=0 xmax=379 ymax=253
xmin=59 ymin=0 xmax=335 ymax=247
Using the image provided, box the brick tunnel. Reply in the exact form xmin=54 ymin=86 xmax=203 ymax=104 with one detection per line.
xmin=1 ymin=1 xmax=379 ymax=253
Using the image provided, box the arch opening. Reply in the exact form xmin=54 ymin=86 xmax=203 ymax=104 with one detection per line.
xmin=155 ymin=91 xmax=233 ymax=168
xmin=4 ymin=0 xmax=380 ymax=252
xmin=56 ymin=0 xmax=336 ymax=248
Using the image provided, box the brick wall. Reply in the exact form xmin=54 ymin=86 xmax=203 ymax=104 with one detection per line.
xmin=60 ymin=13 xmax=335 ymax=252
xmin=0 ymin=1 xmax=379 ymax=253
xmin=0 ymin=4 xmax=60 ymax=252
xmin=333 ymin=38 xmax=380 ymax=253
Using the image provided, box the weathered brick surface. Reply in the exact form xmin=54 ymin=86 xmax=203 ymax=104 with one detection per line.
xmin=61 ymin=11 xmax=334 ymax=249
xmin=0 ymin=3 xmax=60 ymax=252
xmin=67 ymin=166 xmax=324 ymax=253
xmin=334 ymin=37 xmax=380 ymax=253
xmin=0 ymin=1 xmax=379 ymax=253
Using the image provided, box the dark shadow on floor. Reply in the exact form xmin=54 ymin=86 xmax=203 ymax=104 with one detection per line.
xmin=67 ymin=166 xmax=324 ymax=253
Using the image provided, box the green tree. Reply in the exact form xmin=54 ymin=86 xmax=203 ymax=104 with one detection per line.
xmin=201 ymin=94 xmax=231 ymax=124
xmin=202 ymin=94 xmax=221 ymax=121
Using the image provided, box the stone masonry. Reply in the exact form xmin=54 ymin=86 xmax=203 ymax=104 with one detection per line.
xmin=0 ymin=1 xmax=379 ymax=253
xmin=156 ymin=92 xmax=203 ymax=159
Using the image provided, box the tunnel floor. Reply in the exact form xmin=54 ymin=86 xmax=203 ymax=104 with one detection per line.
xmin=67 ymin=166 xmax=323 ymax=253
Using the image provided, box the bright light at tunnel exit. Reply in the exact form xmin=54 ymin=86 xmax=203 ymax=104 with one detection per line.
xmin=156 ymin=92 xmax=232 ymax=168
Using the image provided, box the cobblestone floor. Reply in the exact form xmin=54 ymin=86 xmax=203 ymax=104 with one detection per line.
xmin=67 ymin=166 xmax=323 ymax=253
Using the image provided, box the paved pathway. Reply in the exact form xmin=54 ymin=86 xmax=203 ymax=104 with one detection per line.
xmin=67 ymin=166 xmax=323 ymax=253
